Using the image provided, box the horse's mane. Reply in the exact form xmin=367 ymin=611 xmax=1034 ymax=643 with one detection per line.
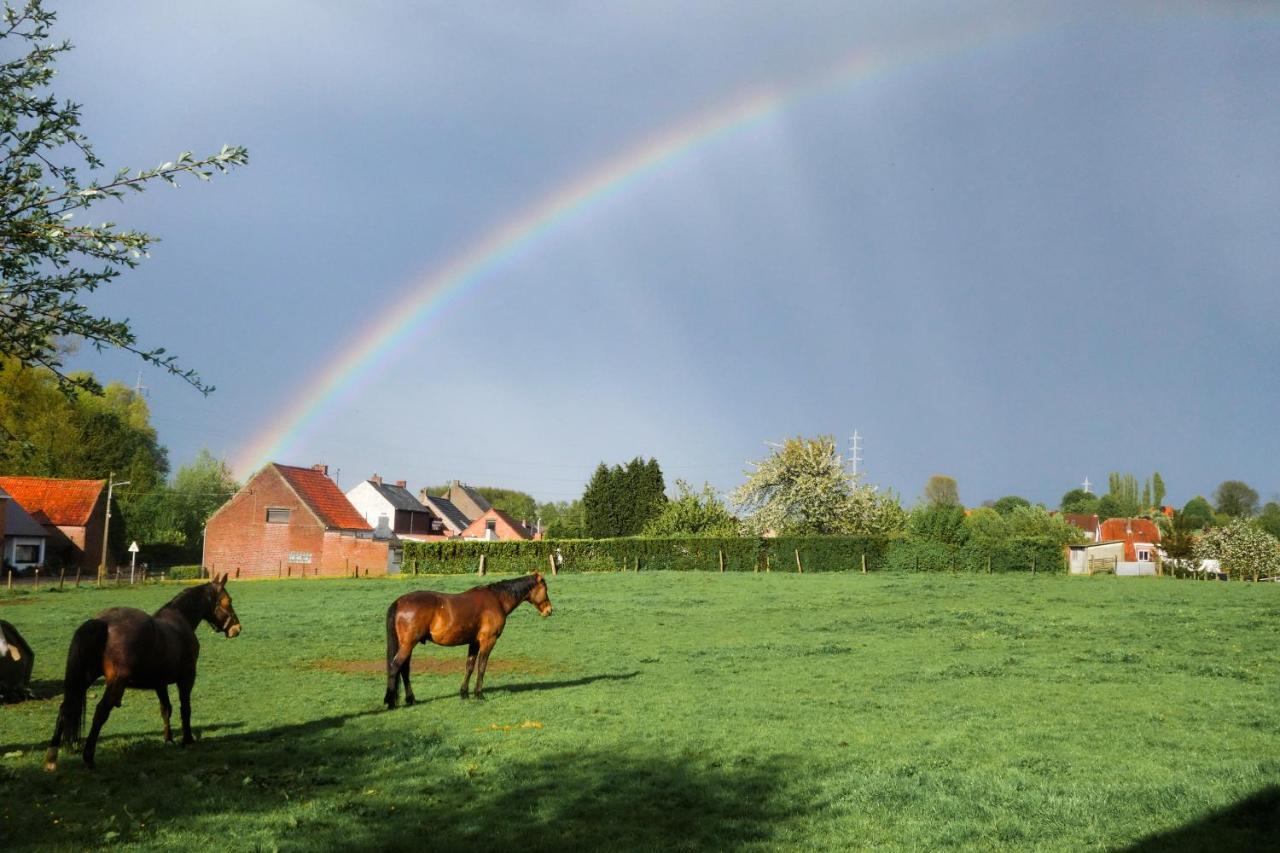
xmin=156 ymin=582 xmax=211 ymax=617
xmin=485 ymin=574 xmax=539 ymax=600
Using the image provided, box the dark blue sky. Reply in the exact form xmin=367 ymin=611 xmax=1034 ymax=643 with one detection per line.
xmin=56 ymin=2 xmax=1280 ymax=508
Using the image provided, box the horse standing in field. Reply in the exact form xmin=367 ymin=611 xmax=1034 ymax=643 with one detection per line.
xmin=43 ymin=574 xmax=242 ymax=771
xmin=384 ymin=572 xmax=553 ymax=709
xmin=0 ymin=620 xmax=35 ymax=702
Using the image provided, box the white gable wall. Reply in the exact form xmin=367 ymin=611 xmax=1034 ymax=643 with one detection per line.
xmin=344 ymin=481 xmax=396 ymax=527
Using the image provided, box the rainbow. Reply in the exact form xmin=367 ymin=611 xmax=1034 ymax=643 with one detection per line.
xmin=230 ymin=7 xmax=1259 ymax=476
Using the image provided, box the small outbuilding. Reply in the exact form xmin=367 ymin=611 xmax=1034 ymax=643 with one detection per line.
xmin=0 ymin=476 xmax=109 ymax=573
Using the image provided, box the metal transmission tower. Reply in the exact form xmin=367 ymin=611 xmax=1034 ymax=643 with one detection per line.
xmin=848 ymin=430 xmax=863 ymax=478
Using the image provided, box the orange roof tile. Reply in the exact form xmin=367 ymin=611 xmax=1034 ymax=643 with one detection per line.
xmin=0 ymin=476 xmax=105 ymax=527
xmin=1098 ymin=517 xmax=1161 ymax=561
xmin=274 ymin=464 xmax=371 ymax=531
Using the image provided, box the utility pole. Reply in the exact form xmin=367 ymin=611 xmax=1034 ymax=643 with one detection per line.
xmin=99 ymin=473 xmax=131 ymax=585
xmin=849 ymin=430 xmax=863 ymax=478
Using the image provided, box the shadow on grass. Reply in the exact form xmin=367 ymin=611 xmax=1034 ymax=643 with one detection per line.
xmin=1122 ymin=786 xmax=1279 ymax=852
xmin=401 ymin=670 xmax=640 ymax=705
xmin=1 ymin=705 xmax=800 ymax=852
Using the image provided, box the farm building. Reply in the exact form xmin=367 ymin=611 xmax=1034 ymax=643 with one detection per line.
xmin=0 ymin=476 xmax=109 ymax=573
xmin=345 ymin=475 xmax=444 ymax=540
xmin=1067 ymin=541 xmax=1126 ymax=575
xmin=204 ymin=463 xmax=398 ymax=578
xmin=419 ymin=494 xmax=472 ymax=538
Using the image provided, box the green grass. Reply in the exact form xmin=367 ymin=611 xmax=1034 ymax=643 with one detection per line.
xmin=1 ymin=573 xmax=1277 ymax=851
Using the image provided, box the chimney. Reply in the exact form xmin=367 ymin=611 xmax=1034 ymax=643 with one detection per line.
xmin=395 ymin=480 xmax=407 ymax=489
xmin=312 ymin=464 xmax=329 ymax=476
xmin=371 ymin=474 xmax=382 ymax=486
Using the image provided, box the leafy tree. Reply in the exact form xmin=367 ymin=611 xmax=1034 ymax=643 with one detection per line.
xmin=1194 ymin=519 xmax=1280 ymax=582
xmin=1095 ymin=494 xmax=1123 ymax=521
xmin=1256 ymin=502 xmax=1280 ymax=541
xmin=1214 ymin=480 xmax=1259 ymax=518
xmin=923 ymin=474 xmax=960 ymax=507
xmin=537 ymin=499 xmax=586 ymax=539
xmin=642 ymin=480 xmax=737 ymax=537
xmin=992 ymin=495 xmax=1030 ymax=515
xmin=1104 ymin=472 xmax=1141 ymax=518
xmin=126 ymin=449 xmax=237 ymax=555
xmin=1158 ymin=510 xmax=1200 ymax=577
xmin=0 ymin=2 xmax=248 ymax=394
xmin=1003 ymin=505 xmax=1087 ymax=547
xmin=1152 ymin=472 xmax=1166 ymax=509
xmin=732 ymin=436 xmax=904 ymax=536
xmin=908 ymin=503 xmax=969 ymax=546
xmin=1060 ymin=488 xmax=1099 ymax=515
xmin=964 ymin=507 xmax=1007 ymax=547
xmin=0 ymin=359 xmax=167 ymax=497
xmin=1182 ymin=496 xmax=1214 ymax=530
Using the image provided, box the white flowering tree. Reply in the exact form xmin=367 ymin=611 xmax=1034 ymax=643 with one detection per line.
xmin=1193 ymin=520 xmax=1280 ymax=582
xmin=731 ymin=435 xmax=906 ymax=536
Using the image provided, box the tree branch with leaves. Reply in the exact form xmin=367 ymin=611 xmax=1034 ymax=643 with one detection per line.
xmin=0 ymin=1 xmax=248 ymax=394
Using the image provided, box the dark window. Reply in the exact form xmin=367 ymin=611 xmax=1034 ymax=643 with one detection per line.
xmin=266 ymin=508 xmax=291 ymax=524
xmin=485 ymin=520 xmax=496 ymax=533
xmin=15 ymin=543 xmax=41 ymax=563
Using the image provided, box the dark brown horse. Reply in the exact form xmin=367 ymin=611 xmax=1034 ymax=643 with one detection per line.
xmin=384 ymin=572 xmax=552 ymax=708
xmin=43 ymin=574 xmax=242 ymax=771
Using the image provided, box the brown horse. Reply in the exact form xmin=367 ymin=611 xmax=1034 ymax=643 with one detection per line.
xmin=43 ymin=574 xmax=241 ymax=771
xmin=384 ymin=572 xmax=552 ymax=708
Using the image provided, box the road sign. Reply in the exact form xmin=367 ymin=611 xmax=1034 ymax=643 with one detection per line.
xmin=128 ymin=541 xmax=140 ymax=553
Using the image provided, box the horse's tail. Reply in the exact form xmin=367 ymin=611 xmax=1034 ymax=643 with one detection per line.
xmin=385 ymin=600 xmax=400 ymax=670
xmin=57 ymin=619 xmax=107 ymax=747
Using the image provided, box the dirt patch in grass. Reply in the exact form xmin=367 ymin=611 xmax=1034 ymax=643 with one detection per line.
xmin=312 ymin=655 xmax=559 ymax=676
xmin=0 ymin=597 xmax=39 ymax=607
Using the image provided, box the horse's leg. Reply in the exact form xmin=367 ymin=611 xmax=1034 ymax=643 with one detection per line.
xmin=385 ymin=642 xmax=413 ymax=710
xmin=461 ymin=641 xmax=479 ymax=699
xmin=83 ymin=678 xmax=126 ymax=769
xmin=474 ymin=636 xmax=499 ymax=700
xmin=177 ymin=674 xmax=196 ymax=745
xmin=400 ymin=650 xmax=416 ymax=706
xmin=156 ymin=686 xmax=173 ymax=743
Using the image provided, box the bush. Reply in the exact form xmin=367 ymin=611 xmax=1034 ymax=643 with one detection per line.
xmin=763 ymin=535 xmax=896 ymax=572
xmin=167 ymin=565 xmax=203 ymax=581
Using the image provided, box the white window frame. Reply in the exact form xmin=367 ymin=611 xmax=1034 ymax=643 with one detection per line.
xmin=9 ymin=537 xmax=45 ymax=568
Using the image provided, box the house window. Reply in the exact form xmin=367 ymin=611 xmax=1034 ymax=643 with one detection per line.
xmin=266 ymin=508 xmax=291 ymax=524
xmin=14 ymin=541 xmax=42 ymax=564
xmin=1138 ymin=549 xmax=1150 ymax=562
xmin=485 ymin=520 xmax=496 ymax=534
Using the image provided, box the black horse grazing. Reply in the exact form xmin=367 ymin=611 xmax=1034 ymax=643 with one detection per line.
xmin=44 ymin=574 xmax=241 ymax=771
xmin=384 ymin=573 xmax=552 ymax=709
xmin=0 ymin=620 xmax=35 ymax=702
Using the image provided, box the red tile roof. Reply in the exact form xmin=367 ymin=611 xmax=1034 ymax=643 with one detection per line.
xmin=0 ymin=476 xmax=105 ymax=527
xmin=1099 ymin=517 xmax=1161 ymax=561
xmin=1065 ymin=513 xmax=1100 ymax=537
xmin=274 ymin=464 xmax=371 ymax=531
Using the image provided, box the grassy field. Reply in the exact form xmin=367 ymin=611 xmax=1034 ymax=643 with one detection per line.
xmin=0 ymin=572 xmax=1277 ymax=851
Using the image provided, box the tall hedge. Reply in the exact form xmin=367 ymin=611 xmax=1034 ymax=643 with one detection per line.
xmin=400 ymin=535 xmax=1065 ymax=576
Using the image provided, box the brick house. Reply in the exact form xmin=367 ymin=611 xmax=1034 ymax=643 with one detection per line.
xmin=204 ymin=463 xmax=396 ymax=578
xmin=1064 ymin=513 xmax=1101 ymax=542
xmin=0 ymin=476 xmax=108 ymax=572
xmin=458 ymin=507 xmax=539 ymax=541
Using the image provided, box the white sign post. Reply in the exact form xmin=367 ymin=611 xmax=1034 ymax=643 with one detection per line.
xmin=129 ymin=541 xmax=140 ymax=585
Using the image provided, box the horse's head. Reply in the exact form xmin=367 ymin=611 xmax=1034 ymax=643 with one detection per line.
xmin=205 ymin=573 xmax=242 ymax=638
xmin=528 ymin=572 xmax=553 ymax=617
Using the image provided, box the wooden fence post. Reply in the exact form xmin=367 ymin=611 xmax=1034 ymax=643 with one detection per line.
xmin=986 ymin=555 xmax=991 ymax=575
xmin=718 ymin=549 xmax=725 ymax=573
xmin=861 ymin=553 xmax=867 ymax=574
xmin=478 ymin=553 xmax=487 ymax=576
xmin=236 ymin=567 xmax=241 ymax=579
xmin=794 ymin=549 xmax=803 ymax=574
xmin=278 ymin=560 xmax=282 ymax=578
xmin=59 ymin=569 xmax=66 ymax=590
xmin=764 ymin=554 xmax=770 ymax=573
xmin=1032 ymin=555 xmax=1037 ymax=575
xmin=634 ymin=556 xmax=639 ymax=573
xmin=548 ymin=553 xmax=556 ymax=576
xmin=75 ymin=568 xmax=81 ymax=587
xmin=5 ymin=571 xmax=10 ymax=592
xmin=34 ymin=568 xmax=40 ymax=592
